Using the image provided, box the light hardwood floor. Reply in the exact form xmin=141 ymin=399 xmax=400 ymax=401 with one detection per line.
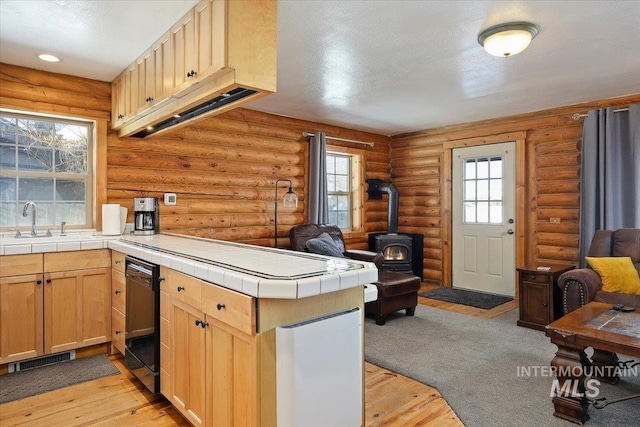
xmin=0 ymin=285 xmax=516 ymax=427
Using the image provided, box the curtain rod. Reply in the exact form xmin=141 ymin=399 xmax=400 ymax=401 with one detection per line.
xmin=302 ymin=131 xmax=375 ymax=147
xmin=572 ymin=107 xmax=629 ymax=121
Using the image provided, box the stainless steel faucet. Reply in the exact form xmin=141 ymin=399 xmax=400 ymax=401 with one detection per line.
xmin=22 ymin=202 xmax=37 ymax=236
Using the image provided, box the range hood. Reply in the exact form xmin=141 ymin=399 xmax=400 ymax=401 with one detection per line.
xmin=130 ymin=87 xmax=256 ymax=138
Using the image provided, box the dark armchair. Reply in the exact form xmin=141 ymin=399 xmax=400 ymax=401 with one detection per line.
xmin=289 ymin=224 xmax=421 ymax=325
xmin=558 ymin=228 xmax=640 ymax=315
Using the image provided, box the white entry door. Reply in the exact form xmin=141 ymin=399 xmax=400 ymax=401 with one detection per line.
xmin=452 ymin=142 xmax=516 ymax=296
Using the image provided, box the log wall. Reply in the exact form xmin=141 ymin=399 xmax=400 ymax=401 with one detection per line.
xmin=107 ymin=110 xmax=391 ymax=248
xmin=390 ymin=94 xmax=640 ymax=284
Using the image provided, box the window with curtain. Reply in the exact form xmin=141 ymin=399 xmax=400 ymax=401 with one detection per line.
xmin=326 ymin=148 xmax=363 ymax=232
xmin=0 ymin=112 xmax=93 ymax=229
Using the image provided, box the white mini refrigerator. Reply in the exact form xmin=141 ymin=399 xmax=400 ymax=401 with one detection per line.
xmin=276 ymin=308 xmax=363 ymax=427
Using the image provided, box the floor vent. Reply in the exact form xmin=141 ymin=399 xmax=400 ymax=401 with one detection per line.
xmin=8 ymin=350 xmax=76 ymax=373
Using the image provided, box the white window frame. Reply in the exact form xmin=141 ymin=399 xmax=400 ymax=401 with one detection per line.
xmin=0 ymin=110 xmax=95 ymax=230
xmin=326 ymin=145 xmax=364 ymax=234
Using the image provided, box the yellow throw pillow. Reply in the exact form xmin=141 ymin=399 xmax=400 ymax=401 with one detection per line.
xmin=586 ymin=256 xmax=640 ymax=295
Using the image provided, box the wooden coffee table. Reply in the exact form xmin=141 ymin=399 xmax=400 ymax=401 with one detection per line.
xmin=545 ymin=302 xmax=640 ymax=425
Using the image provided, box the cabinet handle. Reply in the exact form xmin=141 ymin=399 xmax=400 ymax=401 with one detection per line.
xmin=159 ymin=276 xmax=165 ymax=282
xmin=115 ymin=260 xmax=121 ymax=264
xmin=148 ymin=97 xmax=153 ymax=102
xmin=528 ymin=275 xmax=536 ymax=281
xmin=115 ymin=330 xmax=121 ymax=335
xmin=118 ymin=114 xmax=124 ymax=119
xmin=46 ymin=279 xmax=52 ymax=284
xmin=115 ymin=290 xmax=121 ymax=295
xmin=195 ymin=319 xmax=208 ymax=329
xmin=36 ymin=280 xmax=42 ymax=285
xmin=187 ymin=70 xmax=197 ymax=78
xmin=542 ymin=302 xmax=548 ymax=307
xmin=217 ymin=303 xmax=225 ymax=311
xmin=177 ymin=286 xmax=185 ymax=292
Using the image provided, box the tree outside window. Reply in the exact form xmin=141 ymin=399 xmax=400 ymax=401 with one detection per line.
xmin=0 ymin=113 xmax=92 ymax=229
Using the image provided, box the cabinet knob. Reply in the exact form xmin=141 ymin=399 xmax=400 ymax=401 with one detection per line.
xmin=148 ymin=97 xmax=153 ymax=102
xmin=217 ymin=303 xmax=225 ymax=311
xmin=115 ymin=330 xmax=121 ymax=335
xmin=542 ymin=302 xmax=548 ymax=307
xmin=177 ymin=286 xmax=185 ymax=292
xmin=528 ymin=275 xmax=536 ymax=281
xmin=187 ymin=70 xmax=197 ymax=78
xmin=36 ymin=280 xmax=42 ymax=285
xmin=195 ymin=319 xmax=208 ymax=329
xmin=159 ymin=276 xmax=165 ymax=282
xmin=118 ymin=114 xmax=124 ymax=119
xmin=115 ymin=260 xmax=121 ymax=264
xmin=115 ymin=290 xmax=121 ymax=295
xmin=46 ymin=279 xmax=52 ymax=284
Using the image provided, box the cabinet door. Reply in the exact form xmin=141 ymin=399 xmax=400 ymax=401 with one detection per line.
xmin=207 ymin=319 xmax=258 ymax=427
xmin=171 ymin=9 xmax=197 ymax=94
xmin=152 ymin=30 xmax=174 ymax=107
xmin=44 ymin=268 xmax=111 ymax=354
xmin=123 ymin=62 xmax=139 ymax=122
xmin=111 ymin=73 xmax=127 ymax=128
xmin=0 ymin=274 xmax=44 ymax=363
xmin=170 ymin=297 xmax=206 ymax=427
xmin=520 ymin=281 xmax=550 ymax=326
xmin=194 ymin=0 xmax=227 ymax=81
xmin=134 ymin=48 xmax=153 ymax=114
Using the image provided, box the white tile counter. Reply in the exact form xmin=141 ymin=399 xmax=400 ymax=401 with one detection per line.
xmin=1 ymin=232 xmax=378 ymax=300
xmin=109 ymin=233 xmax=378 ymax=299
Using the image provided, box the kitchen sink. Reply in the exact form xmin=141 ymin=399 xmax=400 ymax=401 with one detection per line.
xmin=0 ymin=234 xmax=102 ymax=245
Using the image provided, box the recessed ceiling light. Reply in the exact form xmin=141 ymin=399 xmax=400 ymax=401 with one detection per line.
xmin=38 ymin=54 xmax=61 ymax=63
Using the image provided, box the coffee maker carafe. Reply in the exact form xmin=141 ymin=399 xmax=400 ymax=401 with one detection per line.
xmin=133 ymin=197 xmax=159 ymax=235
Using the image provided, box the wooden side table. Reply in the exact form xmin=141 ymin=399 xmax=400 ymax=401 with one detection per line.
xmin=516 ymin=264 xmax=574 ymax=330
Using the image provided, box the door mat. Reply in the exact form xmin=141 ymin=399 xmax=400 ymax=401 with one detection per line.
xmin=0 ymin=353 xmax=120 ymax=404
xmin=419 ymin=287 xmax=513 ymax=309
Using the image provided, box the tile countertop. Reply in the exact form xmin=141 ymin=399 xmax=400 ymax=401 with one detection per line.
xmin=111 ymin=234 xmax=379 ymax=300
xmin=0 ymin=232 xmax=379 ymax=301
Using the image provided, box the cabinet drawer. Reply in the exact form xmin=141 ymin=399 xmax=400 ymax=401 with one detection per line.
xmin=202 ymin=283 xmax=256 ymax=335
xmin=161 ymin=267 xmax=202 ymax=309
xmin=111 ymin=307 xmax=125 ymax=355
xmin=520 ymin=272 xmax=549 ymax=284
xmin=44 ymin=249 xmax=111 ymax=271
xmin=111 ymin=251 xmax=126 ymax=273
xmin=0 ymin=254 xmax=43 ymax=277
xmin=112 ymin=270 xmax=126 ymax=313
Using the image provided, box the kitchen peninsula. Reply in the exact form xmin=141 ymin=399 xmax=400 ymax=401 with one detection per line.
xmin=1 ymin=233 xmax=377 ymax=427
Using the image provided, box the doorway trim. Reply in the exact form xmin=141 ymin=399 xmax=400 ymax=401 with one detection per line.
xmin=442 ymin=131 xmax=526 ymax=295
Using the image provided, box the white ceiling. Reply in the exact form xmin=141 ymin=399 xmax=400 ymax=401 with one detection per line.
xmin=1 ymin=1 xmax=639 ymax=136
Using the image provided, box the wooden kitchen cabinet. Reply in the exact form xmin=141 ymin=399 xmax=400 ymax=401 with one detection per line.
xmin=160 ymin=266 xmax=258 ymax=427
xmin=110 ymin=250 xmax=126 ymax=355
xmin=0 ymin=250 xmax=111 ymax=364
xmin=113 ymin=0 xmax=276 ymax=137
xmin=0 ymin=273 xmax=44 ymax=363
xmin=517 ymin=264 xmax=574 ymax=330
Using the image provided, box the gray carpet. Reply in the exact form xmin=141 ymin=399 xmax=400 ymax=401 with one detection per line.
xmin=419 ymin=287 xmax=513 ymax=309
xmin=364 ymin=306 xmax=640 ymax=427
xmin=0 ymin=354 xmax=120 ymax=404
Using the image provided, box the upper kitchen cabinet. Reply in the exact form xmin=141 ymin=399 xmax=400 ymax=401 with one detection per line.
xmin=112 ymin=0 xmax=276 ymax=138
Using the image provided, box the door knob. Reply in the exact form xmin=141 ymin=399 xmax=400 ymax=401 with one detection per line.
xmin=507 ymin=229 xmax=514 ymax=235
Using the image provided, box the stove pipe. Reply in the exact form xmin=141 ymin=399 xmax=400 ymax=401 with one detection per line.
xmin=366 ymin=179 xmax=399 ymax=234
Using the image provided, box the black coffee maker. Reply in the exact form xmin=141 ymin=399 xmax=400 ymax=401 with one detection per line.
xmin=133 ymin=197 xmax=159 ymax=235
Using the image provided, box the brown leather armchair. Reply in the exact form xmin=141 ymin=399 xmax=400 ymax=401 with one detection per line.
xmin=558 ymin=228 xmax=640 ymax=315
xmin=289 ymin=224 xmax=421 ymax=325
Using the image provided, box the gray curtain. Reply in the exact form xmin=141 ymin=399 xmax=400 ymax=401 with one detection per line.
xmin=578 ymin=104 xmax=640 ymax=266
xmin=308 ymin=131 xmax=329 ymax=224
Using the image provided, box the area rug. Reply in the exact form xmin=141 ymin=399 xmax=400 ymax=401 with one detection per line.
xmin=364 ymin=306 xmax=640 ymax=427
xmin=0 ymin=354 xmax=120 ymax=404
xmin=419 ymin=286 xmax=513 ymax=309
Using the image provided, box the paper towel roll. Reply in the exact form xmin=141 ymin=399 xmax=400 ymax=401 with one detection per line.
xmin=119 ymin=207 xmax=128 ymax=234
xmin=102 ymin=204 xmax=121 ymax=236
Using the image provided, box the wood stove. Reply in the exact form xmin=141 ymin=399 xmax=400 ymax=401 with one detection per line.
xmin=367 ymin=179 xmax=414 ymax=275
xmin=375 ymin=234 xmax=413 ymax=273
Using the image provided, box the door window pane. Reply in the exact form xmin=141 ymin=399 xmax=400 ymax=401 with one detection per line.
xmin=462 ymin=155 xmax=504 ymax=224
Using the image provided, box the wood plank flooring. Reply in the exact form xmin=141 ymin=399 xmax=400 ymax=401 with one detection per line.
xmin=0 ymin=285 xmax=516 ymax=427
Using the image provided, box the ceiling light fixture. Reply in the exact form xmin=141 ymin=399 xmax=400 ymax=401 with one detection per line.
xmin=477 ymin=22 xmax=539 ymax=57
xmin=37 ymin=53 xmax=61 ymax=63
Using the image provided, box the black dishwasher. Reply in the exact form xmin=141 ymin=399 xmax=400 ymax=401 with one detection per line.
xmin=124 ymin=256 xmax=160 ymax=393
